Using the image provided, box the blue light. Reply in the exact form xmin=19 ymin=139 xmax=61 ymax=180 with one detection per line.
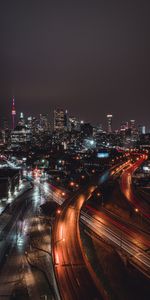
xmin=97 ymin=152 xmax=109 ymax=158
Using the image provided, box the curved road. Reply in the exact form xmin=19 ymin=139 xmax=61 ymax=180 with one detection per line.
xmin=81 ymin=207 xmax=150 ymax=277
xmin=121 ymin=155 xmax=150 ymax=218
xmin=52 ymin=185 xmax=102 ymax=300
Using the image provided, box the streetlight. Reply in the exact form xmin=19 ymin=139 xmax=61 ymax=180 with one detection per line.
xmin=56 ymin=209 xmax=61 ymax=215
xmin=134 ymin=208 xmax=142 ymax=225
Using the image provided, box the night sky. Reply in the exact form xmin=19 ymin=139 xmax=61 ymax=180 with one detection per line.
xmin=0 ymin=0 xmax=150 ymax=129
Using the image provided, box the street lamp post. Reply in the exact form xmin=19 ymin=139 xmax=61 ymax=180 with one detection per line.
xmin=134 ymin=208 xmax=142 ymax=225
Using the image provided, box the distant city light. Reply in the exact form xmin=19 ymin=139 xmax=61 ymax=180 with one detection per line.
xmin=97 ymin=152 xmax=109 ymax=158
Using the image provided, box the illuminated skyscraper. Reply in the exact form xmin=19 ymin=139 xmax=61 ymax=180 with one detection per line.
xmin=18 ymin=112 xmax=25 ymax=126
xmin=130 ymin=120 xmax=136 ymax=131
xmin=120 ymin=122 xmax=128 ymax=132
xmin=107 ymin=114 xmax=113 ymax=133
xmin=11 ymin=96 xmax=16 ymax=130
xmin=138 ymin=125 xmax=146 ymax=135
xmin=54 ymin=109 xmax=68 ymax=132
xmin=39 ymin=114 xmax=50 ymax=132
xmin=68 ymin=116 xmax=81 ymax=131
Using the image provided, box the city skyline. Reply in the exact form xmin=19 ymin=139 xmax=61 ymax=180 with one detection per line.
xmin=0 ymin=2 xmax=150 ymax=299
xmin=0 ymin=1 xmax=150 ymax=128
xmin=0 ymin=97 xmax=149 ymax=132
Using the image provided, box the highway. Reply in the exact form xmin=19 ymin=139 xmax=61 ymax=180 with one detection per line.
xmin=79 ymin=154 xmax=150 ymax=278
xmin=81 ymin=207 xmax=150 ymax=277
xmin=51 ymin=158 xmax=142 ymax=300
xmin=121 ymin=155 xmax=150 ymax=218
xmin=52 ymin=185 xmax=102 ymax=300
xmin=1 ymin=155 xmax=147 ymax=299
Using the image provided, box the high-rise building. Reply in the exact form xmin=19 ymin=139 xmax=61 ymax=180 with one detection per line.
xmin=68 ymin=116 xmax=81 ymax=131
xmin=107 ymin=114 xmax=113 ymax=133
xmin=11 ymin=125 xmax=31 ymax=144
xmin=120 ymin=122 xmax=128 ymax=132
xmin=130 ymin=120 xmax=136 ymax=131
xmin=18 ymin=112 xmax=25 ymax=126
xmin=39 ymin=114 xmax=50 ymax=132
xmin=54 ymin=109 xmax=68 ymax=132
xmin=27 ymin=116 xmax=39 ymax=134
xmin=2 ymin=118 xmax=10 ymax=143
xmin=138 ymin=125 xmax=146 ymax=135
xmin=11 ymin=96 xmax=16 ymax=130
xmin=27 ymin=116 xmax=32 ymax=130
xmin=3 ymin=118 xmax=9 ymax=131
xmin=93 ymin=124 xmax=103 ymax=137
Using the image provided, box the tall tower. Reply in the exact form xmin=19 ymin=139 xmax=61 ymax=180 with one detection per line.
xmin=107 ymin=114 xmax=113 ymax=133
xmin=53 ymin=108 xmax=68 ymax=132
xmin=12 ymin=96 xmax=16 ymax=130
xmin=130 ymin=120 xmax=135 ymax=131
xmin=19 ymin=112 xmax=25 ymax=126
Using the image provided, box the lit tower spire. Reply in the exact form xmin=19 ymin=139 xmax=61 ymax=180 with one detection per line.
xmin=12 ymin=96 xmax=16 ymax=130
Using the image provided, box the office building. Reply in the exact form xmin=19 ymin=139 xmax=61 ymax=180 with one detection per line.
xmin=54 ymin=109 xmax=68 ymax=132
xmin=107 ymin=114 xmax=113 ymax=133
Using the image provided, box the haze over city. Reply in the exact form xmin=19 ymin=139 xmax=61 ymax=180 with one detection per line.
xmin=0 ymin=0 xmax=150 ymax=127
xmin=0 ymin=1 xmax=150 ymax=300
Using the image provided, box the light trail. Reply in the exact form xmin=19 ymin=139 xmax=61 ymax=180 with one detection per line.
xmin=80 ymin=210 xmax=150 ymax=275
xmin=121 ymin=155 xmax=150 ymax=218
